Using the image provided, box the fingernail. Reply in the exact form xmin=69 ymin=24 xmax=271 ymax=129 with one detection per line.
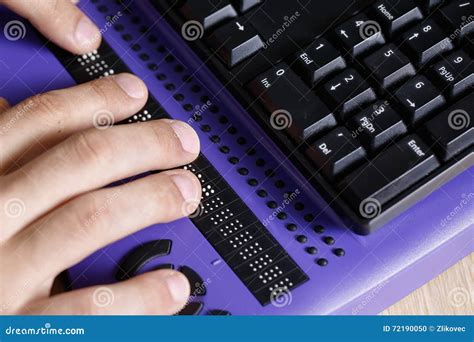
xmin=74 ymin=16 xmax=99 ymax=47
xmin=113 ymin=74 xmax=146 ymax=99
xmin=165 ymin=273 xmax=190 ymax=303
xmin=170 ymin=173 xmax=198 ymax=202
xmin=170 ymin=121 xmax=200 ymax=154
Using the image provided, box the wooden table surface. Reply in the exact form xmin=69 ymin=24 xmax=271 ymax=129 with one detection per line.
xmin=381 ymin=253 xmax=473 ymax=315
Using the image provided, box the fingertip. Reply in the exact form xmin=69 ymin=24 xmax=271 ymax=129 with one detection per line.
xmin=74 ymin=15 xmax=102 ymax=53
xmin=164 ymin=271 xmax=191 ymax=306
xmin=112 ymin=73 xmax=148 ymax=100
xmin=169 ymin=121 xmax=201 ymax=156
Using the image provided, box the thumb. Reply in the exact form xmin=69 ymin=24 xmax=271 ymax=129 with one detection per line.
xmin=1 ymin=0 xmax=101 ymax=54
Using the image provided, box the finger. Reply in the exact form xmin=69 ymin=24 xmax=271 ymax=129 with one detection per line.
xmin=0 ymin=97 xmax=10 ymax=112
xmin=1 ymin=120 xmax=200 ymax=239
xmin=6 ymin=170 xmax=201 ymax=281
xmin=0 ymin=73 xmax=148 ymax=173
xmin=24 ymin=269 xmax=190 ymax=315
xmin=1 ymin=0 xmax=101 ymax=54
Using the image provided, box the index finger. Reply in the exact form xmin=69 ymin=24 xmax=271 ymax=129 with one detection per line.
xmin=1 ymin=0 xmax=101 ymax=54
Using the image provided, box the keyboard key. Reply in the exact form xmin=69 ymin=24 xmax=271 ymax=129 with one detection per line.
xmin=402 ymin=19 xmax=454 ymax=66
xmin=307 ymin=127 xmax=366 ymax=180
xmin=394 ymin=75 xmax=446 ymax=125
xmin=372 ymin=0 xmax=424 ymax=37
xmin=421 ymin=93 xmax=473 ymax=161
xmin=430 ymin=50 xmax=474 ymax=99
xmin=363 ymin=43 xmax=416 ymax=89
xmin=248 ymin=63 xmax=337 ymax=141
xmin=415 ymin=0 xmax=444 ymax=14
xmin=293 ymin=38 xmax=347 ymax=86
xmin=179 ymin=0 xmax=237 ymax=30
xmin=334 ymin=13 xmax=386 ymax=57
xmin=207 ymin=19 xmax=264 ymax=67
xmin=340 ymin=134 xmax=440 ymax=213
xmin=348 ymin=101 xmax=407 ymax=154
xmin=438 ymin=0 xmax=473 ymax=39
xmin=233 ymin=0 xmax=262 ymax=13
xmin=323 ymin=68 xmax=377 ymax=121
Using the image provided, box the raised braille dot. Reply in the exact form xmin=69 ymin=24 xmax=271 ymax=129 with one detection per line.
xmin=246 ymin=148 xmax=256 ymax=156
xmin=210 ymin=135 xmax=220 ymax=143
xmin=313 ymin=225 xmax=325 ymax=234
xmin=296 ymin=235 xmax=307 ymax=243
xmin=248 ymin=179 xmax=258 ymax=186
xmin=201 ymin=125 xmax=211 ymax=132
xmin=265 ymin=169 xmax=275 ymax=177
xmin=209 ymin=105 xmax=219 ymax=113
xmin=277 ymin=212 xmax=287 ymax=220
xmin=228 ymin=157 xmax=239 ymax=164
xmin=238 ymin=168 xmax=249 ymax=175
xmin=334 ymin=248 xmax=345 ymax=257
xmin=165 ymin=83 xmax=175 ymax=91
xmin=257 ymin=189 xmax=267 ymax=198
xmin=304 ymin=214 xmax=314 ymax=222
xmin=183 ymin=104 xmax=194 ymax=111
xmin=306 ymin=247 xmax=317 ymax=255
xmin=267 ymin=201 xmax=277 ymax=209
xmin=165 ymin=54 xmax=175 ymax=62
xmin=286 ymin=223 xmax=297 ymax=231
xmin=219 ymin=146 xmax=230 ymax=154
xmin=148 ymin=35 xmax=157 ymax=43
xmin=294 ymin=202 xmax=304 ymax=211
xmin=323 ymin=236 xmax=335 ymax=245
xmin=173 ymin=93 xmax=184 ymax=101
xmin=219 ymin=116 xmax=229 ymax=124
xmin=156 ymin=73 xmax=166 ymax=81
xmin=174 ymin=65 xmax=184 ymax=73
xmin=256 ymin=158 xmax=265 ymax=167
xmin=275 ymin=180 xmax=285 ymax=188
xmin=122 ymin=34 xmax=133 ymax=41
xmin=316 ymin=258 xmax=328 ymax=266
xmin=157 ymin=45 xmax=166 ymax=53
xmin=131 ymin=43 xmax=141 ymax=51
xmin=227 ymin=126 xmax=237 ymax=134
xmin=139 ymin=53 xmax=150 ymax=61
xmin=191 ymin=85 xmax=201 ymax=93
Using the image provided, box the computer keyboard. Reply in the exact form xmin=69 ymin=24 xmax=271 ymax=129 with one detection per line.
xmin=155 ymin=0 xmax=473 ymax=233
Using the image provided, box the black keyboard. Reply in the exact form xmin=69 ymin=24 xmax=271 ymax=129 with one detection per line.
xmin=154 ymin=0 xmax=473 ymax=234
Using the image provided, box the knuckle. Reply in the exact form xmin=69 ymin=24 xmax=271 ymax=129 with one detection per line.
xmin=69 ymin=131 xmax=114 ymax=168
xmin=32 ymin=92 xmax=69 ymax=124
xmin=87 ymin=79 xmax=113 ymax=108
xmin=69 ymin=193 xmax=112 ymax=237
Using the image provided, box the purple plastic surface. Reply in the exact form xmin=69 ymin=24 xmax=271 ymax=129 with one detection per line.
xmin=0 ymin=1 xmax=472 ymax=315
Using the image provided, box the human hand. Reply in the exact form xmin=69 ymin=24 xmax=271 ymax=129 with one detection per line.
xmin=0 ymin=74 xmax=201 ymax=314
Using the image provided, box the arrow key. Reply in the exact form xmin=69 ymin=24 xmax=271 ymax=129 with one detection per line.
xmin=207 ymin=19 xmax=264 ymax=67
xmin=394 ymin=75 xmax=446 ymax=126
xmin=323 ymin=68 xmax=377 ymax=121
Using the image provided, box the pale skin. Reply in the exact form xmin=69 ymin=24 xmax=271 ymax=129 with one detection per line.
xmin=0 ymin=0 xmax=202 ymax=314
